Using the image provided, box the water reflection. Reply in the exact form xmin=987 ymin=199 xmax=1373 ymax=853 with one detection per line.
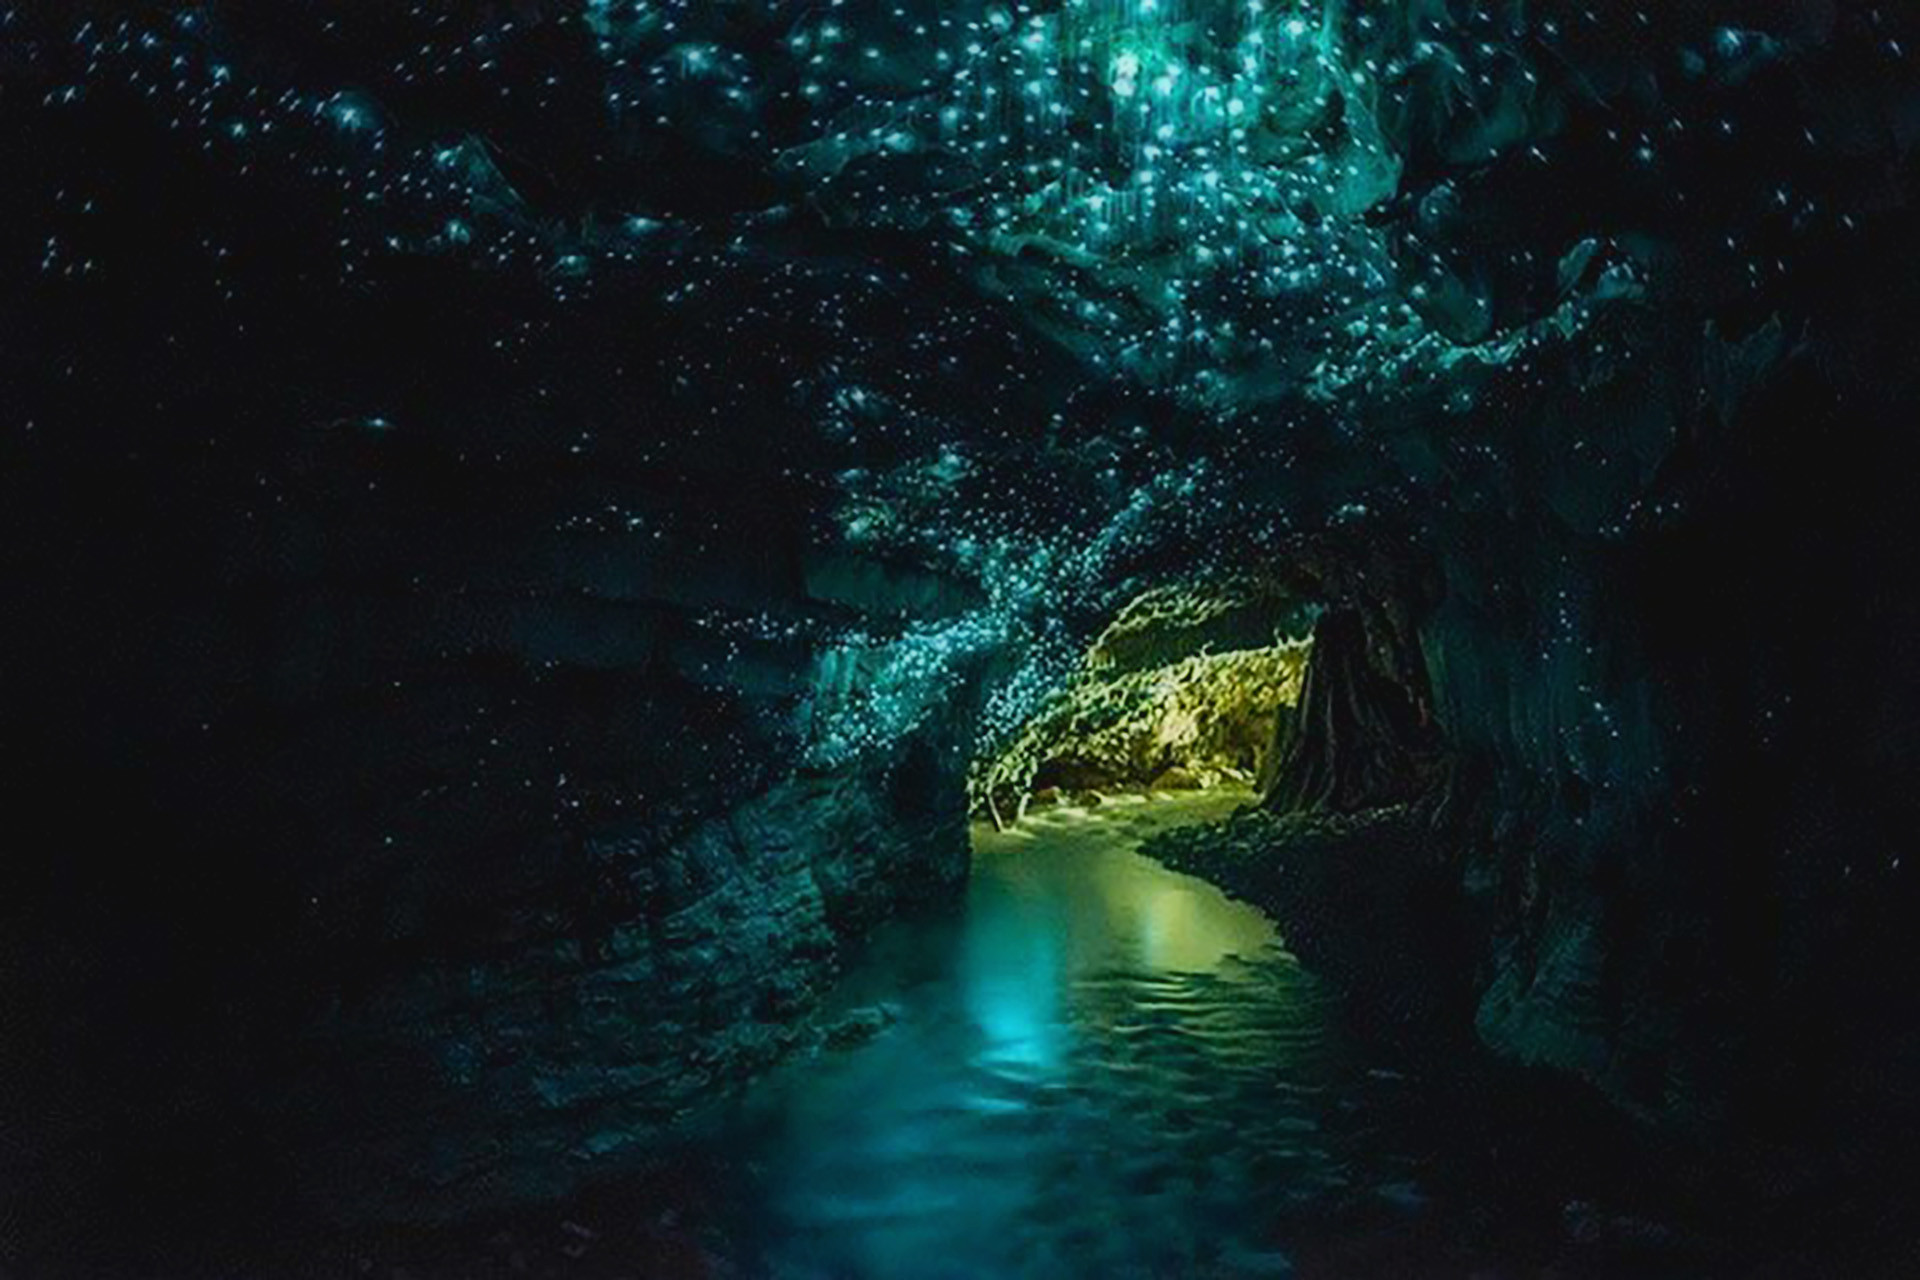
xmin=717 ymin=792 xmax=1414 ymax=1279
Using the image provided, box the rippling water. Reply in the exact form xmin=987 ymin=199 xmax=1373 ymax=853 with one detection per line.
xmin=707 ymin=792 xmax=1425 ymax=1279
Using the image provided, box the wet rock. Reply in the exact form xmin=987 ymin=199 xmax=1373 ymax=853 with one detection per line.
xmin=1152 ymin=765 xmax=1204 ymax=791
xmin=1216 ymin=1243 xmax=1295 ymax=1277
xmin=821 ymin=1003 xmax=899 ymax=1050
xmin=974 ymin=586 xmax=1310 ymax=819
xmin=269 ymin=647 xmax=992 ymax=1223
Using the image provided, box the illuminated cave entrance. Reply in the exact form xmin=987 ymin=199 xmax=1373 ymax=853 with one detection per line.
xmin=971 ymin=580 xmax=1309 ymax=826
xmin=970 ymin=569 xmax=1443 ymax=831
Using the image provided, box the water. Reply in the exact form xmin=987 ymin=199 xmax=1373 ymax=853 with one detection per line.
xmin=710 ymin=791 xmax=1426 ymax=1279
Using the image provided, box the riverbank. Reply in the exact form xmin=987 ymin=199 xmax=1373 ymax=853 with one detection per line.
xmin=1141 ymin=800 xmax=1920 ymax=1278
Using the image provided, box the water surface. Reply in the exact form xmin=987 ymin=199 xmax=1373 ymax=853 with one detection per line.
xmin=710 ymin=792 xmax=1424 ymax=1278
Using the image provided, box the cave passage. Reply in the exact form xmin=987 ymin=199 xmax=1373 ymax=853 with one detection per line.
xmin=972 ymin=566 xmax=1443 ymax=830
xmin=695 ymin=792 xmax=1418 ymax=1279
xmin=972 ymin=580 xmax=1319 ymax=827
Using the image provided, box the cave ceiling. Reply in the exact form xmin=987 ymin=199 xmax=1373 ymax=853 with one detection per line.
xmin=12 ymin=1 xmax=1911 ymax=755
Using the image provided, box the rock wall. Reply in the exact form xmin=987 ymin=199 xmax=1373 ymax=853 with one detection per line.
xmin=1262 ymin=606 xmax=1442 ymax=814
xmin=1411 ymin=315 xmax=1920 ymax=1146
xmin=2 ymin=420 xmax=995 ymax=1228
xmin=279 ymin=734 xmax=978 ymax=1222
xmin=972 ymin=582 xmax=1310 ymax=819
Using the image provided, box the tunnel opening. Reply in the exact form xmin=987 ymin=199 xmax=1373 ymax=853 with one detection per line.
xmin=969 ymin=544 xmax=1447 ymax=832
xmin=969 ymin=577 xmax=1316 ymax=829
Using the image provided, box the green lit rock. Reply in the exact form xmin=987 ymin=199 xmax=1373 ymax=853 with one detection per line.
xmin=973 ymin=581 xmax=1310 ymax=821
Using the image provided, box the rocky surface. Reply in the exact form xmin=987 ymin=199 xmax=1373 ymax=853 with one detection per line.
xmin=1144 ymin=804 xmax=1476 ymax=1055
xmin=277 ymin=735 xmax=978 ymax=1222
xmin=1141 ymin=802 xmax=1920 ymax=1273
xmin=2 ymin=422 xmax=1000 ymax=1231
xmin=973 ymin=581 xmax=1310 ymax=821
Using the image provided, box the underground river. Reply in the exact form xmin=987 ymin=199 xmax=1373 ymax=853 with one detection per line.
xmin=697 ymin=791 xmax=1430 ymax=1279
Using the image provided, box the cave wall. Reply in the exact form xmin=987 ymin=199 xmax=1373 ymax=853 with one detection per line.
xmin=974 ymin=581 xmax=1311 ymax=817
xmin=1 ymin=405 xmax=997 ymax=1225
xmin=2 ymin=10 xmax=1049 ymax=1231
xmin=1262 ymin=605 xmax=1440 ymax=814
xmin=278 ymin=729 xmax=979 ymax=1222
xmin=1412 ymin=306 xmax=1920 ymax=1135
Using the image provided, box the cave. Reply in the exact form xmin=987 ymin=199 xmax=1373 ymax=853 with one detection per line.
xmin=7 ymin=4 xmax=1920 ymax=1278
xmin=969 ymin=552 xmax=1444 ymax=827
xmin=971 ymin=575 xmax=1320 ymax=823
